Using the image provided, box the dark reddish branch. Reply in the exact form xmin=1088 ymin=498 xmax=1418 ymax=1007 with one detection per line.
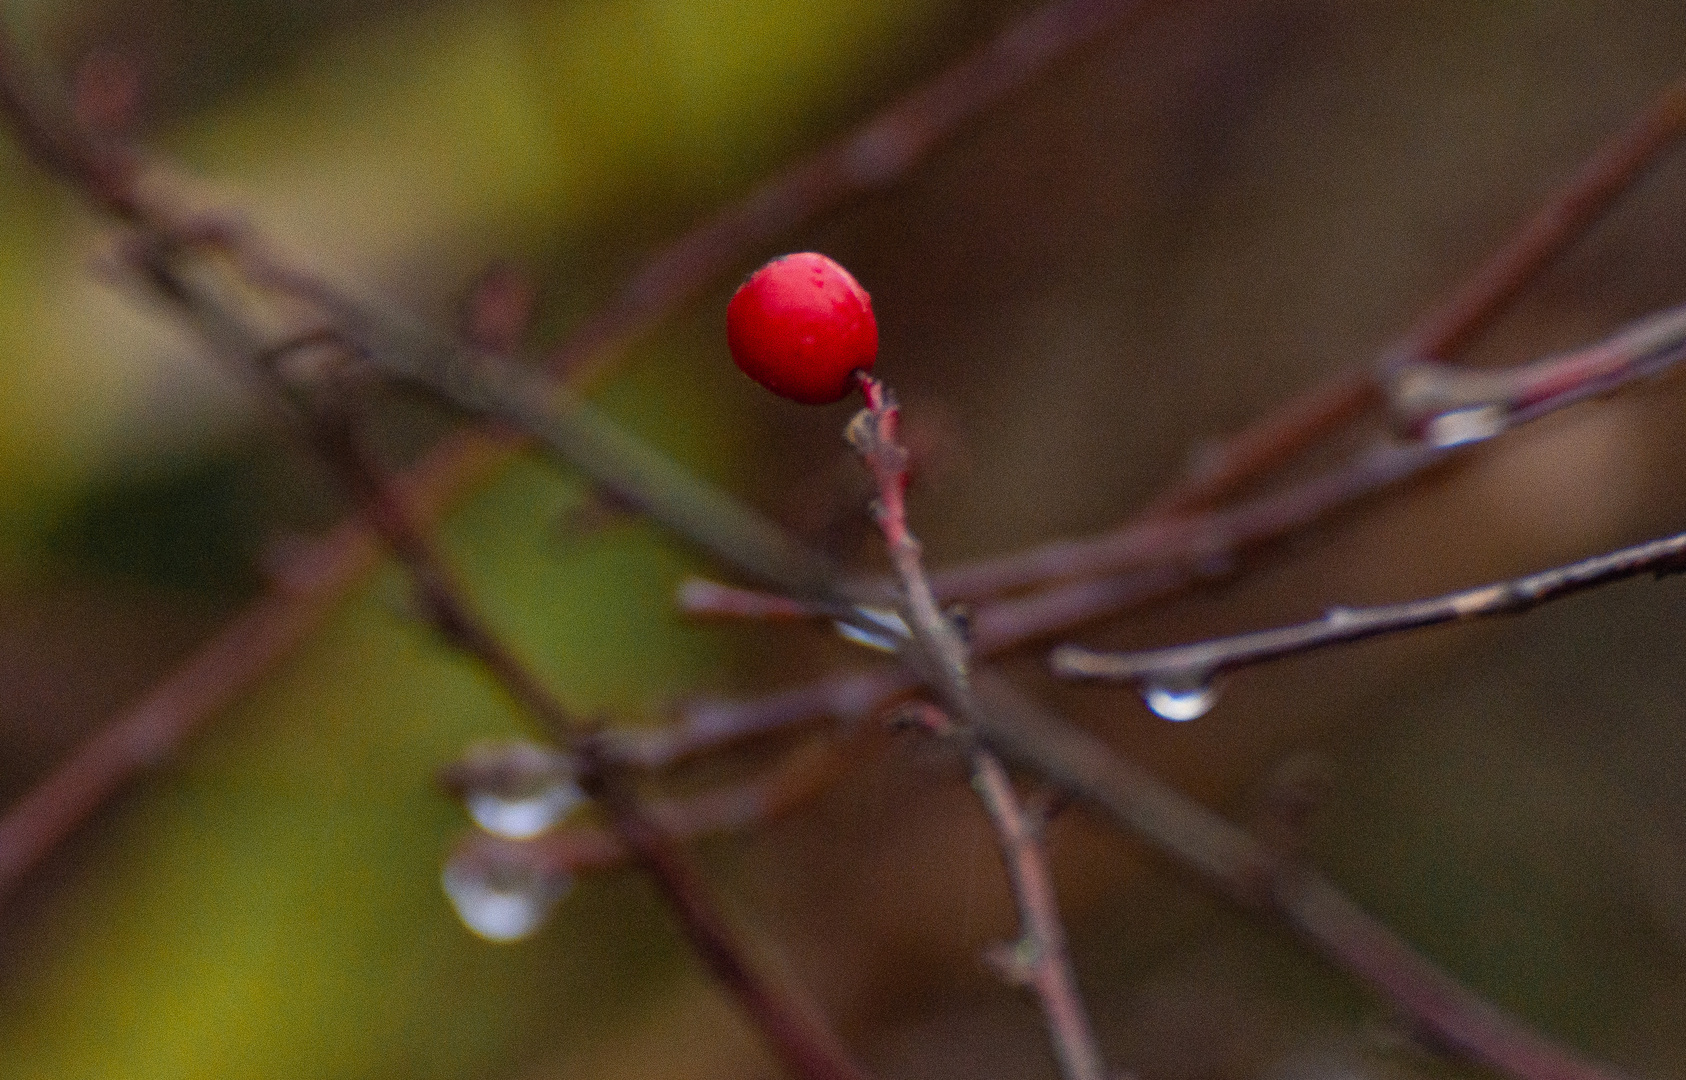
xmin=908 ymin=713 xmax=1111 ymax=1080
xmin=575 ymin=756 xmax=871 ymax=1080
xmin=850 ymin=379 xmax=1109 ymax=1080
xmin=970 ymin=749 xmax=1107 ymax=1080
xmin=677 ymin=577 xmax=826 ymax=620
xmin=931 ymin=68 xmax=1686 ymax=599
xmin=847 ymin=377 xmax=1628 ymax=1080
xmin=668 ymin=286 xmax=1686 ymax=755
xmin=933 ymin=283 xmax=1686 ymax=603
xmin=456 ymin=730 xmax=867 ymax=873
xmin=649 ymin=567 xmax=1190 ymax=768
xmin=1390 ymin=72 xmax=1686 ymax=367
xmin=552 ymin=0 xmax=1161 ymax=389
xmin=960 ymin=671 xmax=1635 ymax=1080
xmin=0 ymin=0 xmax=1158 ymax=899
xmin=0 ymin=29 xmax=137 ymax=214
xmin=235 ymin=331 xmax=872 ymax=1080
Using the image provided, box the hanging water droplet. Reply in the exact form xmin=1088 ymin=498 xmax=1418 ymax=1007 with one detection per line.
xmin=441 ymin=739 xmax=583 ymax=840
xmin=1422 ymin=404 xmax=1506 ymax=448
xmin=832 ymin=605 xmax=909 ymax=652
xmin=442 ymin=846 xmax=571 ymax=943
xmin=1140 ymin=675 xmax=1219 ymax=722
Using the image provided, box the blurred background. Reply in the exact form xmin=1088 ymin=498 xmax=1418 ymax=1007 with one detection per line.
xmin=2 ymin=0 xmax=1686 ymax=1077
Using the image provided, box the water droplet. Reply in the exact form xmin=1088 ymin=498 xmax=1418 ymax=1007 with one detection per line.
xmin=442 ymin=846 xmax=571 ymax=943
xmin=443 ymin=740 xmax=583 ymax=840
xmin=833 ymin=606 xmax=909 ymax=652
xmin=1422 ymin=404 xmax=1506 ymax=448
xmin=1141 ymin=676 xmax=1218 ymax=722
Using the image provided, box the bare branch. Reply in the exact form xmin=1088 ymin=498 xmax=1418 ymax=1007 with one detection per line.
xmin=931 ymin=69 xmax=1686 ymax=601
xmin=645 ymin=567 xmax=1191 ymax=767
xmin=678 ymin=577 xmax=829 ymax=621
xmin=0 ymin=0 xmax=1153 ymax=896
xmin=621 ymin=668 xmax=914 ymax=770
xmin=128 ymin=247 xmax=875 ymax=1080
xmin=971 ymin=748 xmax=1110 ymax=1080
xmin=849 ymin=377 xmax=1108 ymax=1080
xmin=1386 ymin=71 xmax=1686 ymax=368
xmin=550 ymin=0 xmax=1161 ymax=390
xmin=453 ymin=729 xmax=869 ymax=875
xmin=928 ymin=296 xmax=1686 ymax=603
xmin=961 ymin=672 xmax=1635 ymax=1080
xmin=1053 ymin=523 xmax=1686 ymax=687
xmin=660 ymin=297 xmax=1686 ymax=754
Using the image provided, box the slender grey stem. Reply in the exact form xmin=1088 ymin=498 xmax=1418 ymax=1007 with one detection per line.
xmin=1052 ymin=526 xmax=1686 ymax=686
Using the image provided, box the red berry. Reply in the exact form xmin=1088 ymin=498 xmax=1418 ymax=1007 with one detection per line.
xmin=726 ymin=252 xmax=878 ymax=404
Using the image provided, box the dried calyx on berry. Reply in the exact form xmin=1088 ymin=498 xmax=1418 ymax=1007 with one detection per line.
xmin=726 ymin=252 xmax=878 ymax=404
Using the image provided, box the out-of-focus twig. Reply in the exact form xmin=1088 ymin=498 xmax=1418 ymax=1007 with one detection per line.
xmin=135 ymin=248 xmax=874 ymax=1080
xmin=0 ymin=16 xmax=1661 ymax=1079
xmin=643 ymin=566 xmax=1190 ymax=769
xmin=453 ymin=728 xmax=871 ymax=875
xmin=1385 ymin=71 xmax=1686 ymax=370
xmin=0 ymin=0 xmax=1160 ymax=898
xmin=926 ymin=294 xmax=1686 ymax=604
xmin=931 ymin=68 xmax=1686 ymax=600
xmin=661 ymin=295 xmax=1686 ymax=756
xmin=961 ymin=671 xmax=1634 ymax=1080
xmin=550 ymin=0 xmax=1162 ymax=389
xmin=678 ymin=578 xmax=830 ymax=621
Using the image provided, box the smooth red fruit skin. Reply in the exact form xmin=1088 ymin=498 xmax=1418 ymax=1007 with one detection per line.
xmin=726 ymin=252 xmax=878 ymax=404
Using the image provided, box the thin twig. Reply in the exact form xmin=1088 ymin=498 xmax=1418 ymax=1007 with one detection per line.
xmin=453 ymin=728 xmax=871 ymax=875
xmin=846 ymin=377 xmax=1628 ymax=1080
xmin=930 ymin=69 xmax=1686 ymax=600
xmin=678 ymin=578 xmax=829 ymax=620
xmin=646 ymin=566 xmax=1190 ymax=769
xmin=969 ymin=750 xmax=1107 ymax=1080
xmin=960 ymin=671 xmax=1634 ymax=1080
xmin=927 ymin=296 xmax=1686 ymax=603
xmin=133 ymin=246 xmax=873 ymax=1080
xmin=1052 ymin=524 xmax=1686 ymax=686
xmin=1385 ymin=71 xmax=1686 ymax=369
xmin=849 ymin=375 xmax=1108 ymax=1080
xmin=548 ymin=0 xmax=1161 ymax=389
xmin=0 ymin=0 xmax=1154 ymax=896
xmin=0 ymin=19 xmax=1659 ymax=1080
xmin=657 ymin=297 xmax=1686 ymax=756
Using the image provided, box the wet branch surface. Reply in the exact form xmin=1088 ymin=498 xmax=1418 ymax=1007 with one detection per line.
xmin=1053 ymin=525 xmax=1686 ymax=687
